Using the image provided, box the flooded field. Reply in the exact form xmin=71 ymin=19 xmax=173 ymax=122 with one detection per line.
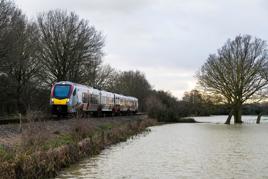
xmin=58 ymin=116 xmax=268 ymax=179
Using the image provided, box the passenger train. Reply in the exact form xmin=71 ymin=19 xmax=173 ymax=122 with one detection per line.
xmin=50 ymin=81 xmax=138 ymax=116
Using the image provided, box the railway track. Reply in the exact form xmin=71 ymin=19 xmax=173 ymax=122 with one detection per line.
xmin=0 ymin=118 xmax=20 ymax=125
xmin=0 ymin=112 xmax=146 ymax=125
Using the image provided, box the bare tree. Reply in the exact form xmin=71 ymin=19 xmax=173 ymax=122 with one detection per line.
xmin=112 ymin=70 xmax=151 ymax=111
xmin=0 ymin=0 xmax=22 ymax=67
xmin=93 ymin=64 xmax=117 ymax=89
xmin=0 ymin=0 xmax=41 ymax=114
xmin=82 ymin=61 xmax=117 ymax=89
xmin=11 ymin=22 xmax=41 ymax=113
xmin=37 ymin=10 xmax=104 ymax=85
xmin=198 ymin=35 xmax=268 ymax=124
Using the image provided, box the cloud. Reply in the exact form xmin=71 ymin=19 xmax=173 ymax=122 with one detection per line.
xmin=16 ymin=0 xmax=268 ymax=99
xmin=137 ymin=66 xmax=197 ymax=99
xmin=17 ymin=0 xmax=152 ymax=16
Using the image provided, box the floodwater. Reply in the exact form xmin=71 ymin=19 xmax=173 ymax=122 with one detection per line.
xmin=57 ymin=116 xmax=268 ymax=179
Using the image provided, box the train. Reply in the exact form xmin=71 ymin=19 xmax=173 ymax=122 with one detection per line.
xmin=50 ymin=81 xmax=138 ymax=116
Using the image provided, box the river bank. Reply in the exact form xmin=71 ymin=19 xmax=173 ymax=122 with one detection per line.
xmin=0 ymin=115 xmax=156 ymax=179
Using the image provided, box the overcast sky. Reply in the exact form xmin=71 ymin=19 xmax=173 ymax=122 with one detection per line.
xmin=16 ymin=0 xmax=268 ymax=99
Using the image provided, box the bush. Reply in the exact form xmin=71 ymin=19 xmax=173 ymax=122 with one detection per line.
xmin=146 ymin=91 xmax=186 ymax=122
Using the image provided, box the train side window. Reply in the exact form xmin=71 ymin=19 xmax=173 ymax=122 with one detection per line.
xmin=73 ymin=89 xmax=76 ymax=96
xmin=91 ymin=94 xmax=97 ymax=104
xmin=92 ymin=94 xmax=99 ymax=104
xmin=82 ymin=93 xmax=89 ymax=103
xmin=102 ymin=96 xmax=106 ymax=104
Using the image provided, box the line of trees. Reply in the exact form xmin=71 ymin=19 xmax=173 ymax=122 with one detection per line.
xmin=0 ymin=0 xmax=152 ymax=116
xmin=2 ymin=1 xmax=268 ymax=124
xmin=0 ymin=0 xmax=201 ymax=122
xmin=182 ymin=89 xmax=268 ymax=117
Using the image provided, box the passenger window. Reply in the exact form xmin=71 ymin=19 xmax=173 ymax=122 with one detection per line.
xmin=73 ymin=89 xmax=76 ymax=96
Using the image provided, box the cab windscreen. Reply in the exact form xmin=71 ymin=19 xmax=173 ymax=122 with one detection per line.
xmin=53 ymin=84 xmax=71 ymax=99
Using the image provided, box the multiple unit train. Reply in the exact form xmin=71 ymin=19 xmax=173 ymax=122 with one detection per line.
xmin=50 ymin=81 xmax=138 ymax=116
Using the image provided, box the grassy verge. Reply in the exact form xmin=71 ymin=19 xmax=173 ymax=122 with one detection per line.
xmin=0 ymin=116 xmax=156 ymax=179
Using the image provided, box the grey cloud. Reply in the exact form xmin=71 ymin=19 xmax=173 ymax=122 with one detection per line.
xmin=16 ymin=0 xmax=268 ymax=98
xmin=53 ymin=0 xmax=152 ymax=14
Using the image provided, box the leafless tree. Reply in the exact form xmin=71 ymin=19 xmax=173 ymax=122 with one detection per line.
xmin=0 ymin=0 xmax=22 ymax=66
xmin=10 ymin=22 xmax=41 ymax=113
xmin=82 ymin=61 xmax=117 ymax=90
xmin=198 ymin=35 xmax=268 ymax=124
xmin=93 ymin=64 xmax=117 ymax=89
xmin=37 ymin=10 xmax=104 ymax=85
xmin=112 ymin=70 xmax=151 ymax=111
xmin=0 ymin=0 xmax=41 ymax=113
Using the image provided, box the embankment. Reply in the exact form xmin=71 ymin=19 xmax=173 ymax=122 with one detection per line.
xmin=0 ymin=115 xmax=156 ymax=179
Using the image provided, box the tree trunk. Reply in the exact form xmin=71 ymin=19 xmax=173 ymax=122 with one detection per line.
xmin=256 ymin=113 xmax=262 ymax=124
xmin=233 ymin=105 xmax=243 ymax=124
xmin=224 ymin=109 xmax=233 ymax=124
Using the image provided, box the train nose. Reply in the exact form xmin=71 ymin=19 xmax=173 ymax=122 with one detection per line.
xmin=51 ymin=98 xmax=69 ymax=105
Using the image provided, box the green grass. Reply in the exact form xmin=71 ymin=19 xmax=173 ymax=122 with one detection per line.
xmin=98 ymin=123 xmax=113 ymax=130
xmin=41 ymin=124 xmax=112 ymax=151
xmin=42 ymin=134 xmax=74 ymax=150
xmin=0 ymin=144 xmax=13 ymax=161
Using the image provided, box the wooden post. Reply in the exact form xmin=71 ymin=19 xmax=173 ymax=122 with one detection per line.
xmin=19 ymin=113 xmax=22 ymax=133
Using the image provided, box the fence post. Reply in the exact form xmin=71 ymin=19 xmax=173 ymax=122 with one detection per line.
xmin=19 ymin=113 xmax=22 ymax=133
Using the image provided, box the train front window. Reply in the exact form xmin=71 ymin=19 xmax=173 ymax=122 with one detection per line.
xmin=54 ymin=85 xmax=71 ymax=99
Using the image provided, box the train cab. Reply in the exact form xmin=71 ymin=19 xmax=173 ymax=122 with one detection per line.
xmin=50 ymin=81 xmax=75 ymax=115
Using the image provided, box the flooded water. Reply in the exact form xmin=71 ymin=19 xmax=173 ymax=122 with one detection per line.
xmin=57 ymin=116 xmax=268 ymax=179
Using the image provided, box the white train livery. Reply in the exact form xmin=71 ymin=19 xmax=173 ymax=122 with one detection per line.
xmin=50 ymin=81 xmax=138 ymax=115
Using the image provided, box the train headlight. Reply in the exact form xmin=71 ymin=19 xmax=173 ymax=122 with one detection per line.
xmin=66 ymin=99 xmax=69 ymax=102
xmin=51 ymin=98 xmax=54 ymax=103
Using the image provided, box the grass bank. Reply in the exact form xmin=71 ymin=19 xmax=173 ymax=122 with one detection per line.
xmin=0 ymin=115 xmax=156 ymax=179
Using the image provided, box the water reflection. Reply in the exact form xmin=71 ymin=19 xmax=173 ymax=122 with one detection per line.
xmin=57 ymin=116 xmax=268 ymax=179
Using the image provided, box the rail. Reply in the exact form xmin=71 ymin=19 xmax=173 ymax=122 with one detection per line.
xmin=0 ymin=112 xmax=146 ymax=125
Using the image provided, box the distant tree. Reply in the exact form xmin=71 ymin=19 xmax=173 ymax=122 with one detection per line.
xmin=182 ymin=90 xmax=209 ymax=116
xmin=112 ymin=70 xmax=151 ymax=111
xmin=182 ymin=89 xmax=227 ymax=116
xmin=182 ymin=90 xmax=203 ymax=104
xmin=198 ymin=35 xmax=268 ymax=124
xmin=37 ymin=10 xmax=104 ymax=85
